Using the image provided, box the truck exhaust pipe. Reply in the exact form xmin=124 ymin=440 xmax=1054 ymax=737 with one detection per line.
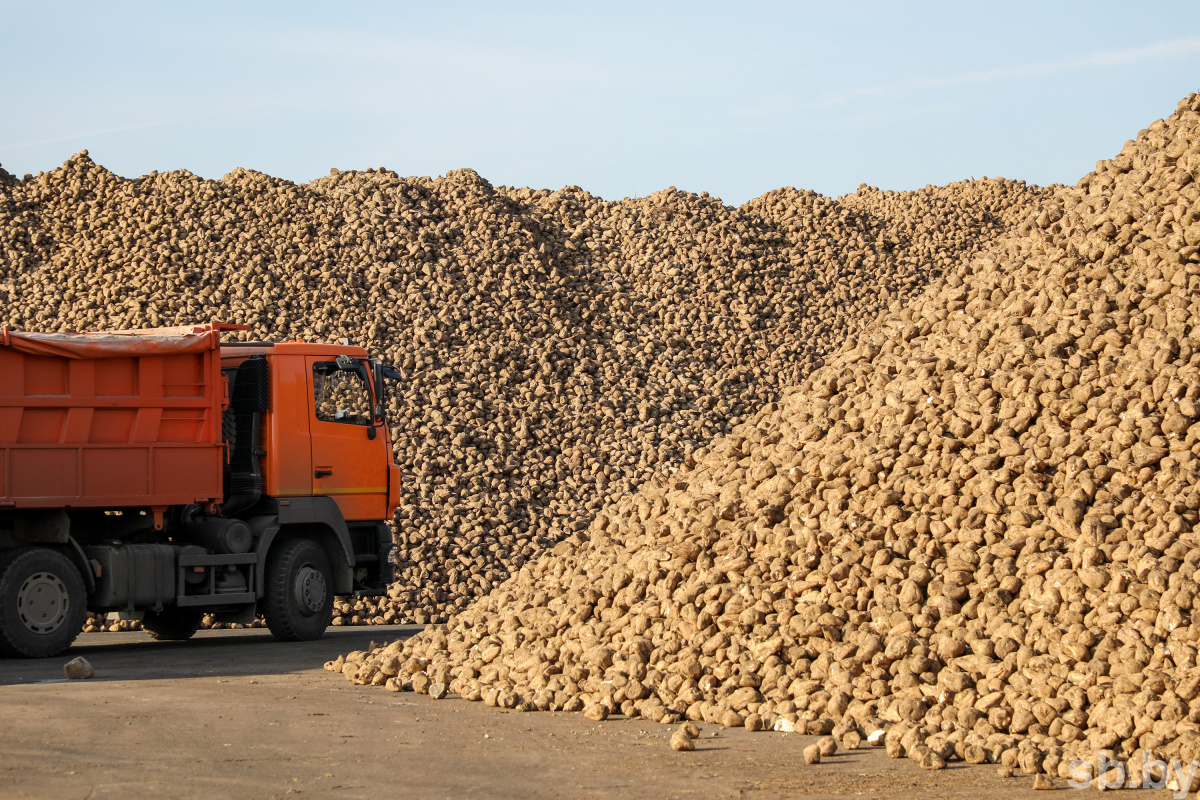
xmin=221 ymin=356 xmax=270 ymax=518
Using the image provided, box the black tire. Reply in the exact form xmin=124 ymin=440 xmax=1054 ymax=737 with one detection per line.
xmin=0 ymin=547 xmax=88 ymax=658
xmin=261 ymin=538 xmax=333 ymax=642
xmin=142 ymin=607 xmax=204 ymax=641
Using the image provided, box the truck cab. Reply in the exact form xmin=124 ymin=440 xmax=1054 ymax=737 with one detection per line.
xmin=223 ymin=342 xmax=402 ymax=529
xmin=0 ymin=324 xmax=401 ymax=657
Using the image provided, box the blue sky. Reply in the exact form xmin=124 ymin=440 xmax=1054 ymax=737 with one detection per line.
xmin=2 ymin=1 xmax=1199 ymax=205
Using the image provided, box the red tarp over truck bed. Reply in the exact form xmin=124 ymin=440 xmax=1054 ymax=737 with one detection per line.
xmin=0 ymin=323 xmax=247 ymax=510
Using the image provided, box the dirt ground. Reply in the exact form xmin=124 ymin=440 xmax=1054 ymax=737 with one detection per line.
xmin=0 ymin=627 xmax=1175 ymax=799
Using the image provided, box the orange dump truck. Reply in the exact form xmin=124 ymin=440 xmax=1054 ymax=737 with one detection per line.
xmin=0 ymin=323 xmax=401 ymax=657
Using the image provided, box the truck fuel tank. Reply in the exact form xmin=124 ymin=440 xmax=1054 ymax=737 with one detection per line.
xmin=84 ymin=544 xmax=181 ymax=611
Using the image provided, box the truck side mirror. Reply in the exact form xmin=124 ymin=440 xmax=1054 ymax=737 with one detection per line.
xmin=374 ymin=403 xmax=384 ymax=420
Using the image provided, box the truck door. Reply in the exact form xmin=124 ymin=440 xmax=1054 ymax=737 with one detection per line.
xmin=305 ymin=357 xmax=389 ymax=522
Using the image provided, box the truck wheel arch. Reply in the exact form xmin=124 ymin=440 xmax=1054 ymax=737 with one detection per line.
xmin=1 ymin=511 xmax=94 ymax=594
xmin=62 ymin=537 xmax=97 ymax=595
xmin=250 ymin=504 xmax=355 ymax=596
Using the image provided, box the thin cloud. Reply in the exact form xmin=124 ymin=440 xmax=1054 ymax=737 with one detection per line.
xmin=0 ymin=120 xmax=173 ymax=153
xmin=741 ymin=35 xmax=1200 ymax=117
xmin=912 ymin=36 xmax=1200 ymax=90
xmin=0 ymin=93 xmax=316 ymax=156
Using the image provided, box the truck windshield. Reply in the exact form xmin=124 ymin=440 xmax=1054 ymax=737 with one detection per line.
xmin=313 ymin=365 xmax=372 ymax=426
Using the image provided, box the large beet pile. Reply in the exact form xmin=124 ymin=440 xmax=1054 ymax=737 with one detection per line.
xmin=341 ymin=91 xmax=1200 ymax=781
xmin=0 ymin=159 xmax=1047 ymax=624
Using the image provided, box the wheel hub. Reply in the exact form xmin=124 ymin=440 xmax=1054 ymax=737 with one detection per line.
xmin=293 ymin=565 xmax=327 ymax=616
xmin=17 ymin=571 xmax=70 ymax=634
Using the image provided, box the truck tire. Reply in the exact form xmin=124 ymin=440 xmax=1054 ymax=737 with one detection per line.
xmin=261 ymin=538 xmax=333 ymax=642
xmin=0 ymin=547 xmax=87 ymax=658
xmin=142 ymin=607 xmax=204 ymax=641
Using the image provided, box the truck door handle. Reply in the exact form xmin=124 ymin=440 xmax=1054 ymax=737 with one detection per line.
xmin=314 ymin=469 xmax=333 ymax=478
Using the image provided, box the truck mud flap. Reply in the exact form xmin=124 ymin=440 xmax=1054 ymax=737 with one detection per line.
xmin=350 ymin=521 xmax=393 ymax=596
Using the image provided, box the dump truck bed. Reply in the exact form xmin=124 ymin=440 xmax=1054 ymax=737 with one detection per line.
xmin=0 ymin=324 xmax=243 ymax=510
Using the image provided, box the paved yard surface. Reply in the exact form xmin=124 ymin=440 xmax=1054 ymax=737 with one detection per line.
xmin=0 ymin=627 xmax=1148 ymax=799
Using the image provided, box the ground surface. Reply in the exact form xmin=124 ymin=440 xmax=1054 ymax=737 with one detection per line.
xmin=0 ymin=627 xmax=1172 ymax=799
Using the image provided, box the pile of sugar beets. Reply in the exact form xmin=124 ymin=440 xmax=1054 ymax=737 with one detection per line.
xmin=333 ymin=91 xmax=1200 ymax=787
xmin=0 ymin=139 xmax=1048 ymax=626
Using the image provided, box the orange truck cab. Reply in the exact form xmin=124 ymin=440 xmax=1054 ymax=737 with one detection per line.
xmin=0 ymin=323 xmax=401 ymax=657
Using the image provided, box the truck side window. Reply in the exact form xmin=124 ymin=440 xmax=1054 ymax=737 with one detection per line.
xmin=313 ymin=366 xmax=372 ymax=426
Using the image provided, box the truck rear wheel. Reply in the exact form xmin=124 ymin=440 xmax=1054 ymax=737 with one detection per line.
xmin=142 ymin=607 xmax=204 ymax=641
xmin=0 ymin=547 xmax=87 ymax=658
xmin=262 ymin=538 xmax=333 ymax=642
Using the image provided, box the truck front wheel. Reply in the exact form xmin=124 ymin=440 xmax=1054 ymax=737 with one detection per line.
xmin=262 ymin=538 xmax=333 ymax=642
xmin=142 ymin=607 xmax=204 ymax=641
xmin=0 ymin=547 xmax=87 ymax=658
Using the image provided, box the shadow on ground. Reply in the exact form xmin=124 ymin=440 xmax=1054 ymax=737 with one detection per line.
xmin=0 ymin=624 xmax=421 ymax=685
